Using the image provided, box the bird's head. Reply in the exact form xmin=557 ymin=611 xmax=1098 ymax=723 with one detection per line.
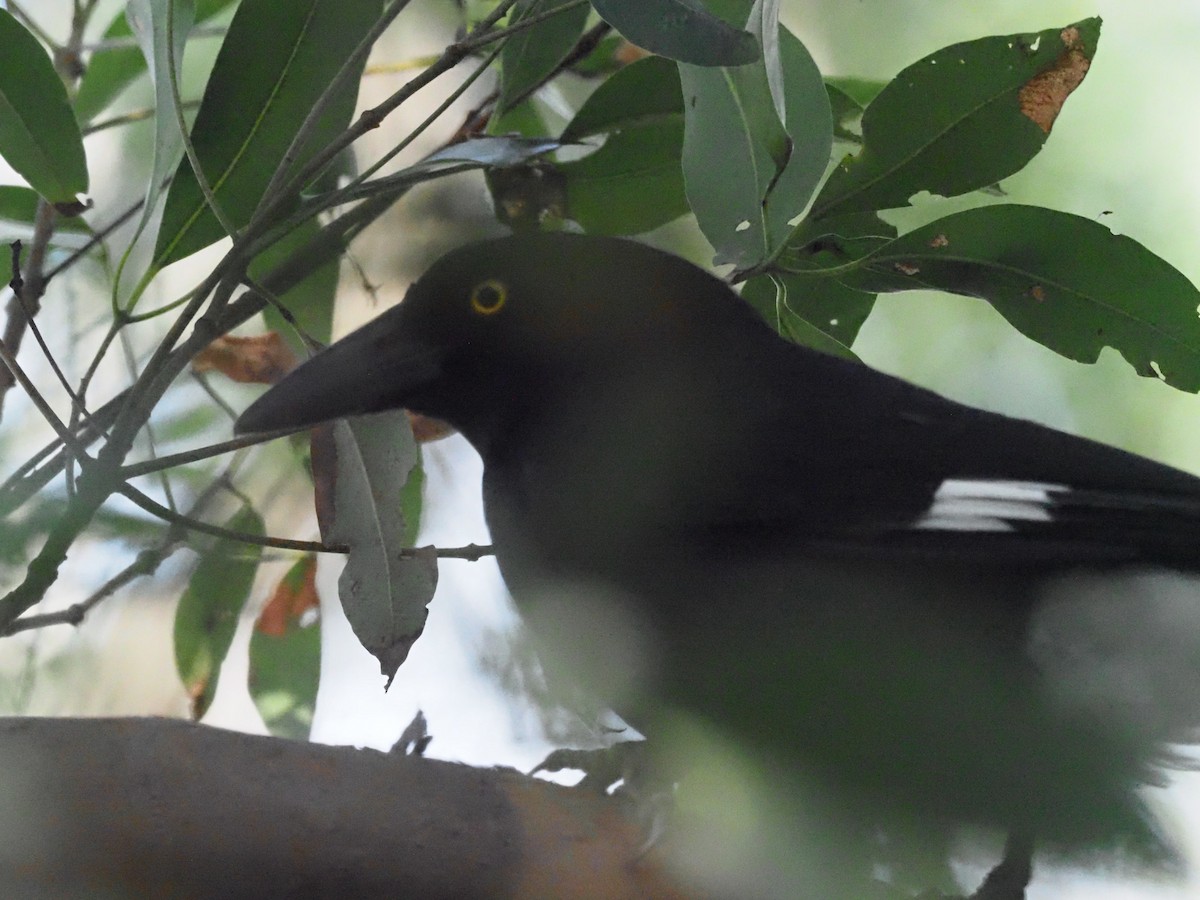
xmin=235 ymin=232 xmax=761 ymax=448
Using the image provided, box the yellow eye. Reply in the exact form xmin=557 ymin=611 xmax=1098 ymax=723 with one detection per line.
xmin=469 ymin=279 xmax=508 ymax=316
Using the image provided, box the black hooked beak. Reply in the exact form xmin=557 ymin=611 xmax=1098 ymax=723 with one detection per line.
xmin=233 ymin=304 xmax=442 ymax=435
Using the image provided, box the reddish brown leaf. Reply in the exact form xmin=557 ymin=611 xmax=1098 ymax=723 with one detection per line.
xmin=193 ymin=332 xmax=299 ymax=385
xmin=256 ymin=554 xmax=319 ymax=637
xmin=1019 ymin=26 xmax=1091 ymax=134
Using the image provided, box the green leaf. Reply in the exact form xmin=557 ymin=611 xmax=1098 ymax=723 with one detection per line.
xmin=561 ymin=123 xmax=687 ymax=235
xmin=328 ymin=416 xmax=437 ymax=685
xmin=741 ymin=274 xmax=858 ymax=360
xmin=825 ymin=76 xmax=887 ymax=109
xmin=254 ymin=218 xmax=338 ymax=351
xmin=74 ymin=0 xmax=238 ymax=125
xmin=400 ymin=455 xmax=425 ymax=547
xmin=174 ymin=504 xmax=264 ymax=719
xmin=681 ymin=25 xmax=832 ymax=268
xmin=561 ymin=55 xmax=682 ymax=141
xmin=812 ymin=18 xmax=1101 ymax=219
xmin=590 ymin=0 xmax=758 ymax=66
xmin=249 ymin=554 xmax=320 ymax=740
xmin=0 ymin=10 xmax=88 ymax=203
xmin=497 ymin=0 xmax=590 ymax=116
xmin=0 ymin=186 xmax=91 ymax=233
xmin=153 ymin=0 xmax=384 ymax=268
xmin=863 ymin=204 xmax=1200 ymax=392
xmin=126 ymin=0 xmax=196 ymax=240
xmin=559 ymin=56 xmax=688 ymax=235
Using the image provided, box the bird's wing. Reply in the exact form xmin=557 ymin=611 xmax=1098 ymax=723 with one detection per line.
xmin=698 ymin=348 xmax=1200 ymax=571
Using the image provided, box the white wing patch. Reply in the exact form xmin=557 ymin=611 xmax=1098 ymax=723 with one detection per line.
xmin=914 ymin=478 xmax=1066 ymax=532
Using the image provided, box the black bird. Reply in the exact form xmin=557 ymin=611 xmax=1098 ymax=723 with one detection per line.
xmin=236 ymin=232 xmax=1200 ymax=895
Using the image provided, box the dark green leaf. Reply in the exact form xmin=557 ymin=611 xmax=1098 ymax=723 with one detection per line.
xmin=812 ymin=19 xmax=1101 ymax=219
xmin=825 ymin=76 xmax=887 ymax=108
xmin=561 ymin=55 xmax=682 ymax=141
xmin=558 ymin=56 xmax=687 ymax=234
xmin=328 ymin=416 xmax=437 ymax=685
xmin=681 ymin=26 xmax=832 ymax=267
xmin=0 ymin=10 xmax=88 ymax=203
xmin=864 ymin=204 xmax=1200 ymax=391
xmin=249 ymin=554 xmax=320 ymax=740
xmin=497 ymin=0 xmax=590 ymax=116
xmin=561 ymin=122 xmax=687 ymax=234
xmin=153 ymin=0 xmax=384 ymax=268
xmin=590 ymin=0 xmax=758 ymax=66
xmin=174 ymin=504 xmax=264 ymax=719
xmin=741 ymin=275 xmax=858 ymax=359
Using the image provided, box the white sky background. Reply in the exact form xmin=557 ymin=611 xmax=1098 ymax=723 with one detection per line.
xmin=4 ymin=1 xmax=1200 ymax=897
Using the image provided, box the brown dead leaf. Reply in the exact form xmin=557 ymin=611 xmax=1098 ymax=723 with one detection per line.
xmin=1019 ymin=27 xmax=1091 ymax=134
xmin=193 ymin=333 xmax=298 ymax=385
xmin=257 ymin=555 xmax=320 ymax=637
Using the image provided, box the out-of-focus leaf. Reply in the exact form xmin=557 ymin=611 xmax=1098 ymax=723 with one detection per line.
xmin=825 ymin=76 xmax=887 ymax=109
xmin=250 ymin=553 xmax=320 ymax=740
xmin=126 ymin=0 xmax=196 ymax=241
xmin=75 ymin=0 xmax=239 ymax=124
xmin=863 ymin=204 xmax=1200 ymax=391
xmin=324 ymin=416 xmax=437 ymax=685
xmin=399 ymin=455 xmax=424 ymax=547
xmin=0 ymin=10 xmax=88 ymax=203
xmin=174 ymin=505 xmax=264 ymax=719
xmin=497 ymin=0 xmax=589 ymax=116
xmin=153 ymin=0 xmax=383 ymax=268
xmin=253 ymin=218 xmax=339 ymax=352
xmin=192 ymin=333 xmax=298 ymax=384
xmin=681 ymin=26 xmax=832 ymax=268
xmin=812 ymin=19 xmax=1100 ymax=219
xmin=590 ymin=0 xmax=758 ymax=66
xmin=0 ymin=186 xmax=91 ymax=233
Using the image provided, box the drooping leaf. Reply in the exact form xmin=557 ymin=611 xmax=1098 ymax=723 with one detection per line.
xmin=590 ymin=0 xmax=758 ymax=66
xmin=0 ymin=10 xmax=88 ymax=203
xmin=250 ymin=553 xmax=321 ymax=740
xmin=863 ymin=204 xmax=1200 ymax=391
xmin=174 ymin=504 xmax=264 ymax=719
xmin=153 ymin=0 xmax=384 ymax=268
xmin=812 ymin=19 xmax=1101 ymax=219
xmin=497 ymin=0 xmax=590 ymax=116
xmin=681 ymin=25 xmax=832 ymax=268
xmin=325 ymin=416 xmax=437 ymax=685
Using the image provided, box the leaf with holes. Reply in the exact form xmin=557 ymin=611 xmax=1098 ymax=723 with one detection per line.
xmin=812 ymin=19 xmax=1100 ymax=219
xmin=863 ymin=204 xmax=1200 ymax=391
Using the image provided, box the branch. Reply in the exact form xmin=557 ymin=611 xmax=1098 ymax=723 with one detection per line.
xmin=0 ymin=716 xmax=691 ymax=899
